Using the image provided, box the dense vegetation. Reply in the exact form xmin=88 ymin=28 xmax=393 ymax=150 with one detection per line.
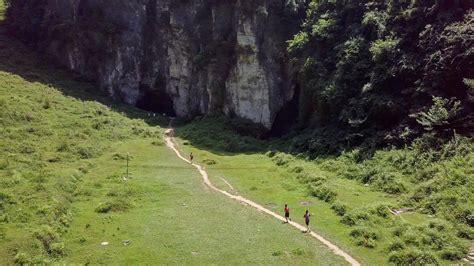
xmin=288 ymin=0 xmax=473 ymax=155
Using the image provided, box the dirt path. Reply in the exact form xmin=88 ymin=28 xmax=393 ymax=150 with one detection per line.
xmin=164 ymin=128 xmax=360 ymax=266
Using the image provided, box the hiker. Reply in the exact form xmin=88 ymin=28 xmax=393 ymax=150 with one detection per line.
xmin=284 ymin=204 xmax=291 ymax=223
xmin=189 ymin=152 xmax=194 ymax=163
xmin=304 ymin=210 xmax=311 ymax=232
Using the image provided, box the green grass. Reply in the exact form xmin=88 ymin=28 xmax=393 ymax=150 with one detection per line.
xmin=0 ymin=9 xmax=346 ymax=264
xmin=60 ymin=140 xmax=346 ymax=265
xmin=175 ymin=117 xmax=473 ymax=265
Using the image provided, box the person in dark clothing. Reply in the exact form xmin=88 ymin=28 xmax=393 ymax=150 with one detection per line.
xmin=304 ymin=210 xmax=311 ymax=232
xmin=284 ymin=204 xmax=291 ymax=223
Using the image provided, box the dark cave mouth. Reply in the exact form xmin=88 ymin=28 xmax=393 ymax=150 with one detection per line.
xmin=135 ymin=90 xmax=176 ymax=117
xmin=266 ymin=85 xmax=300 ymax=138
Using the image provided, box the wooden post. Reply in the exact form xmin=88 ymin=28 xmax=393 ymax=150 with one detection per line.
xmin=126 ymin=152 xmax=129 ymax=179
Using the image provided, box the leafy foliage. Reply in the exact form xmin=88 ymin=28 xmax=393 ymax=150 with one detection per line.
xmin=288 ymin=1 xmax=473 ymax=154
xmin=411 ymin=96 xmax=462 ymax=131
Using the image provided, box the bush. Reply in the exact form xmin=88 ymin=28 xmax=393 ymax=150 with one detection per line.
xmin=388 ymin=241 xmax=405 ymax=252
xmin=368 ymin=204 xmax=391 ymax=218
xmin=438 ymin=245 xmax=466 ymax=261
xmin=349 ymin=227 xmax=379 ymax=248
xmin=33 ymin=225 xmax=59 ymax=252
xmin=271 ymin=250 xmax=282 ymax=256
xmin=341 ymin=210 xmax=370 ymax=226
xmin=272 ymin=153 xmax=291 ymax=167
xmin=14 ymin=252 xmax=32 ymax=264
xmin=202 ymin=159 xmax=216 ymax=165
xmin=308 ymin=184 xmax=337 ymax=202
xmin=388 ymin=248 xmax=438 ymax=265
xmin=296 ymin=172 xmax=326 ymax=184
xmin=290 ymin=166 xmax=304 ymax=173
xmin=456 ymin=224 xmax=474 ymax=240
xmin=50 ymin=242 xmax=65 ymax=257
xmin=370 ymin=172 xmax=407 ymax=194
xmin=291 ymin=248 xmax=305 ymax=256
xmin=331 ymin=201 xmax=347 ymax=216
xmin=401 ymin=230 xmax=421 ymax=247
xmin=151 ymin=140 xmax=163 ymax=146
xmin=95 ymin=199 xmax=131 ymax=213
xmin=265 ymin=150 xmax=276 ymax=158
xmin=75 ymin=144 xmax=102 ymax=159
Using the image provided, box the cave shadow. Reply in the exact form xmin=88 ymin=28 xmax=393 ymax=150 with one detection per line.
xmin=0 ymin=22 xmax=168 ymax=129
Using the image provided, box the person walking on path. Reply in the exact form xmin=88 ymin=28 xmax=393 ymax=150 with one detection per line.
xmin=284 ymin=204 xmax=291 ymax=223
xmin=189 ymin=152 xmax=194 ymax=163
xmin=304 ymin=210 xmax=312 ymax=232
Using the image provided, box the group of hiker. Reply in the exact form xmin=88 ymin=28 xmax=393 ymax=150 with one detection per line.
xmin=285 ymin=204 xmax=312 ymax=232
xmin=189 ymin=152 xmax=313 ymax=232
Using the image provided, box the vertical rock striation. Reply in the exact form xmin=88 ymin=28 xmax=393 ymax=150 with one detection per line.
xmin=8 ymin=0 xmax=302 ymax=128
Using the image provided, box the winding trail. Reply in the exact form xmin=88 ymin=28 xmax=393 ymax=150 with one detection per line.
xmin=164 ymin=128 xmax=361 ymax=266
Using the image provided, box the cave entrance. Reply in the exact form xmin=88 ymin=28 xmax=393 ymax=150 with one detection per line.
xmin=267 ymin=84 xmax=300 ymax=138
xmin=136 ymin=89 xmax=176 ymax=116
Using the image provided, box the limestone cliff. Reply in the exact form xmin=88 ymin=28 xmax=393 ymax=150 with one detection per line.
xmin=7 ymin=0 xmax=303 ymax=128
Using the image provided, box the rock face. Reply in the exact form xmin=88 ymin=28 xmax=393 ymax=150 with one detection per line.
xmin=10 ymin=0 xmax=302 ymax=128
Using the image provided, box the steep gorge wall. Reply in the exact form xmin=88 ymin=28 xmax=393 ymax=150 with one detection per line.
xmin=7 ymin=0 xmax=303 ymax=128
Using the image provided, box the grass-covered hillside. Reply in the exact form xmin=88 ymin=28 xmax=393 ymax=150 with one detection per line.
xmin=176 ymin=116 xmax=473 ymax=265
xmin=0 ymin=3 xmax=348 ymax=264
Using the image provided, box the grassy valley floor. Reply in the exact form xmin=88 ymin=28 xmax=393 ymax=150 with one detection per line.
xmin=0 ymin=4 xmax=346 ymax=263
xmin=174 ymin=117 xmax=473 ymax=265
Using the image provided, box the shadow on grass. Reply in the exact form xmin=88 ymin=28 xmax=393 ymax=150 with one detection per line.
xmin=0 ymin=21 xmax=168 ymax=128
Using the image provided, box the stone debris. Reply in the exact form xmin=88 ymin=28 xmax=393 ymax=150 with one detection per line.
xmin=388 ymin=208 xmax=414 ymax=215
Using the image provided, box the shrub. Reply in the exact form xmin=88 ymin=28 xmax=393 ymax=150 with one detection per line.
xmin=271 ymin=250 xmax=282 ymax=256
xmin=428 ymin=220 xmax=449 ymax=231
xmin=50 ymin=242 xmax=65 ymax=257
xmin=388 ymin=241 xmax=405 ymax=252
xmin=95 ymin=199 xmax=131 ymax=213
xmin=370 ymin=172 xmax=407 ymax=194
xmin=438 ymin=245 xmax=466 ymax=261
xmin=296 ymin=172 xmax=326 ymax=184
xmin=272 ymin=153 xmax=291 ymax=167
xmin=308 ymin=184 xmax=336 ymax=202
xmin=349 ymin=227 xmax=379 ymax=248
xmin=112 ymin=153 xmax=127 ymax=160
xmin=401 ymin=230 xmax=421 ymax=247
xmin=388 ymin=248 xmax=438 ymax=265
xmin=331 ymin=201 xmax=347 ymax=216
xmin=456 ymin=224 xmax=474 ymax=240
xmin=151 ymin=140 xmax=163 ymax=146
xmin=369 ymin=38 xmax=399 ymax=61
xmin=265 ymin=150 xmax=276 ymax=158
xmin=368 ymin=204 xmax=391 ymax=218
xmin=341 ymin=210 xmax=370 ymax=226
xmin=202 ymin=159 xmax=216 ymax=165
xmin=33 ymin=225 xmax=59 ymax=252
xmin=291 ymin=248 xmax=305 ymax=256
xmin=75 ymin=144 xmax=102 ymax=159
xmin=14 ymin=252 xmax=32 ymax=264
xmin=290 ymin=166 xmax=304 ymax=173
xmin=0 ymin=192 xmax=15 ymax=204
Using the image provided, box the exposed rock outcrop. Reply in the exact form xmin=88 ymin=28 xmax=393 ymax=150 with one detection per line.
xmin=8 ymin=0 xmax=303 ymax=128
